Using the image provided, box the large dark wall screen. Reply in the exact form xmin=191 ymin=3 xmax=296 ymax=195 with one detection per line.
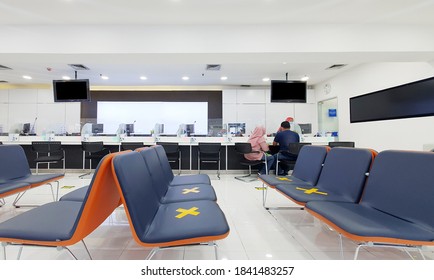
xmin=350 ymin=76 xmax=434 ymax=123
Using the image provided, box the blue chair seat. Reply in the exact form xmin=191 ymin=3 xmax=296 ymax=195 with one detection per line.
xmin=0 ymin=201 xmax=82 ymax=241
xmin=276 ymin=183 xmax=355 ymax=205
xmin=259 ymin=174 xmax=311 ymax=188
xmin=0 ymin=182 xmax=30 ymax=195
xmin=60 ymin=186 xmax=89 ymax=202
xmin=170 ymin=174 xmax=211 ymax=186
xmin=161 ymin=184 xmax=216 ymax=203
xmin=306 ymin=201 xmax=434 ymax=242
xmin=11 ymin=173 xmax=64 ymax=186
xmin=142 ymin=200 xmax=230 ymax=244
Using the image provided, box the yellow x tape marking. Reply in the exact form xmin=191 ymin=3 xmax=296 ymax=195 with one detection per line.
xmin=182 ymin=187 xmax=200 ymax=194
xmin=295 ymin=187 xmax=328 ymax=196
xmin=175 ymin=207 xmax=200 ymax=219
xmin=277 ymin=177 xmax=292 ymax=181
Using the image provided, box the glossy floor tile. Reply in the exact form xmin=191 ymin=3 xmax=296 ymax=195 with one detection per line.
xmin=1 ymin=172 xmax=433 ymax=260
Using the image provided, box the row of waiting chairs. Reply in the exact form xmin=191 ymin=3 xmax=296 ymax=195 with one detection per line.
xmin=259 ymin=145 xmax=434 ymax=259
xmin=0 ymin=145 xmax=64 ymax=208
xmin=0 ymin=145 xmax=230 ymax=260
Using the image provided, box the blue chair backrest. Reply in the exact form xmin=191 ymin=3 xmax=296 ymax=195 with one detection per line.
xmin=360 ymin=150 xmax=434 ymax=232
xmin=154 ymin=145 xmax=175 ymax=182
xmin=291 ymin=145 xmax=329 ymax=185
xmin=0 ymin=145 xmax=31 ymax=182
xmin=112 ymin=151 xmax=160 ymax=238
xmin=315 ymin=147 xmax=375 ymax=202
xmin=139 ymin=147 xmax=170 ymax=199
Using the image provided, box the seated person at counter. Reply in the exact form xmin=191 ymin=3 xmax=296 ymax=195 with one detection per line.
xmin=272 ymin=121 xmax=300 ymax=175
xmin=276 ymin=116 xmax=302 ymax=135
xmin=245 ymin=126 xmax=274 ymax=175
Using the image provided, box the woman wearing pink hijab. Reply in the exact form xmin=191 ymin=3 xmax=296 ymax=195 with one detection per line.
xmin=245 ymin=126 xmax=275 ymax=175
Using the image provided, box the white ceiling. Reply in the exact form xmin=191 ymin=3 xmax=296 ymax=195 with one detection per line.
xmin=1 ymin=0 xmax=434 ymax=88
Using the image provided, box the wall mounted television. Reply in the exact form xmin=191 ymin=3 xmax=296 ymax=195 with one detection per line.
xmin=350 ymin=76 xmax=434 ymax=123
xmin=270 ymin=80 xmax=307 ymax=103
xmin=53 ymin=79 xmax=90 ymax=102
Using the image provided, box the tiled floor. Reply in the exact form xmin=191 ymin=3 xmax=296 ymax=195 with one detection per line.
xmin=1 ymin=172 xmax=433 ymax=260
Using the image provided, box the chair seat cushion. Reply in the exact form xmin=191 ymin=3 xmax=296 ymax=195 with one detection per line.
xmin=306 ymin=201 xmax=434 ymax=242
xmin=141 ymin=200 xmax=229 ymax=244
xmin=259 ymin=174 xmax=310 ymax=188
xmin=34 ymin=155 xmax=64 ymax=162
xmin=0 ymin=182 xmax=30 ymax=195
xmin=170 ymin=174 xmax=211 ymax=186
xmin=11 ymin=173 xmax=64 ymax=186
xmin=0 ymin=201 xmax=83 ymax=241
xmin=161 ymin=184 xmax=216 ymax=203
xmin=60 ymin=186 xmax=89 ymax=202
xmin=275 ymin=183 xmax=354 ymax=204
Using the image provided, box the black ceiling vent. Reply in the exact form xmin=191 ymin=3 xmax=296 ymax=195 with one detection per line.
xmin=68 ymin=64 xmax=90 ymax=70
xmin=0 ymin=80 xmax=8 ymax=83
xmin=206 ymin=64 xmax=221 ymax=71
xmin=0 ymin=64 xmax=12 ymax=70
xmin=240 ymin=84 xmax=251 ymax=87
xmin=326 ymin=64 xmax=347 ymax=70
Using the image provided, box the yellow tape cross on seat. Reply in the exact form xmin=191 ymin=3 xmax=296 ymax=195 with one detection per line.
xmin=295 ymin=187 xmax=328 ymax=196
xmin=175 ymin=207 xmax=200 ymax=219
xmin=277 ymin=177 xmax=292 ymax=181
xmin=182 ymin=187 xmax=200 ymax=194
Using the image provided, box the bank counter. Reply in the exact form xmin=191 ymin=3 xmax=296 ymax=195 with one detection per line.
xmin=0 ymin=135 xmax=336 ymax=172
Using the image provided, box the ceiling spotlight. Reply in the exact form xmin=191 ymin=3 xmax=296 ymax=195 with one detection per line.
xmin=301 ymin=75 xmax=310 ymax=81
xmin=220 ymin=76 xmax=228 ymax=81
xmin=262 ymin=77 xmax=270 ymax=82
xmin=62 ymin=76 xmax=71 ymax=80
xmin=140 ymin=76 xmax=148 ymax=80
xmin=100 ymin=74 xmax=109 ymax=80
xmin=182 ymin=76 xmax=190 ymax=81
xmin=22 ymin=75 xmax=32 ymax=80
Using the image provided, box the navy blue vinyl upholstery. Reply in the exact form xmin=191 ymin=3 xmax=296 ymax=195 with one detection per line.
xmin=0 ymin=152 xmax=123 ymax=259
xmin=139 ymin=147 xmax=216 ymax=202
xmin=154 ymin=145 xmax=211 ymax=186
xmin=0 ymin=201 xmax=83 ymax=241
xmin=306 ymin=150 xmax=434 ymax=243
xmin=113 ymin=151 xmax=229 ymax=246
xmin=276 ymin=147 xmax=374 ymax=205
xmin=59 ymin=186 xmax=89 ymax=202
xmin=0 ymin=182 xmax=30 ymax=195
xmin=259 ymin=145 xmax=329 ymax=188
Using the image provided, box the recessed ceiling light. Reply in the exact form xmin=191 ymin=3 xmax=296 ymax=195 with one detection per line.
xmin=182 ymin=76 xmax=189 ymax=81
xmin=262 ymin=77 xmax=270 ymax=82
xmin=220 ymin=76 xmax=228 ymax=81
xmin=100 ymin=75 xmax=109 ymax=80
xmin=22 ymin=75 xmax=32 ymax=80
xmin=301 ymin=75 xmax=310 ymax=81
xmin=140 ymin=76 xmax=148 ymax=80
xmin=62 ymin=76 xmax=71 ymax=80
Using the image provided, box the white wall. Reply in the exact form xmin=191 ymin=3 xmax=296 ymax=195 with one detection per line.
xmin=315 ymin=62 xmax=434 ymax=151
xmin=0 ymin=88 xmax=81 ymax=135
xmin=223 ymin=88 xmax=317 ymax=135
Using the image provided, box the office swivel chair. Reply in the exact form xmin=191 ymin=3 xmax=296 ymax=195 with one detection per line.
xmin=31 ymin=141 xmax=65 ymax=174
xmin=234 ymin=142 xmax=267 ymax=182
xmin=328 ymin=141 xmax=355 ymax=148
xmin=80 ymin=141 xmax=109 ymax=179
xmin=198 ymin=143 xmax=222 ymax=179
xmin=156 ymin=142 xmax=181 ymax=175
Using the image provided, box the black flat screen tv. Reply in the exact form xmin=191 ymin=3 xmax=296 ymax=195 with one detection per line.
xmin=53 ymin=79 xmax=90 ymax=102
xmin=270 ymin=80 xmax=307 ymax=103
xmin=350 ymin=76 xmax=434 ymax=123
